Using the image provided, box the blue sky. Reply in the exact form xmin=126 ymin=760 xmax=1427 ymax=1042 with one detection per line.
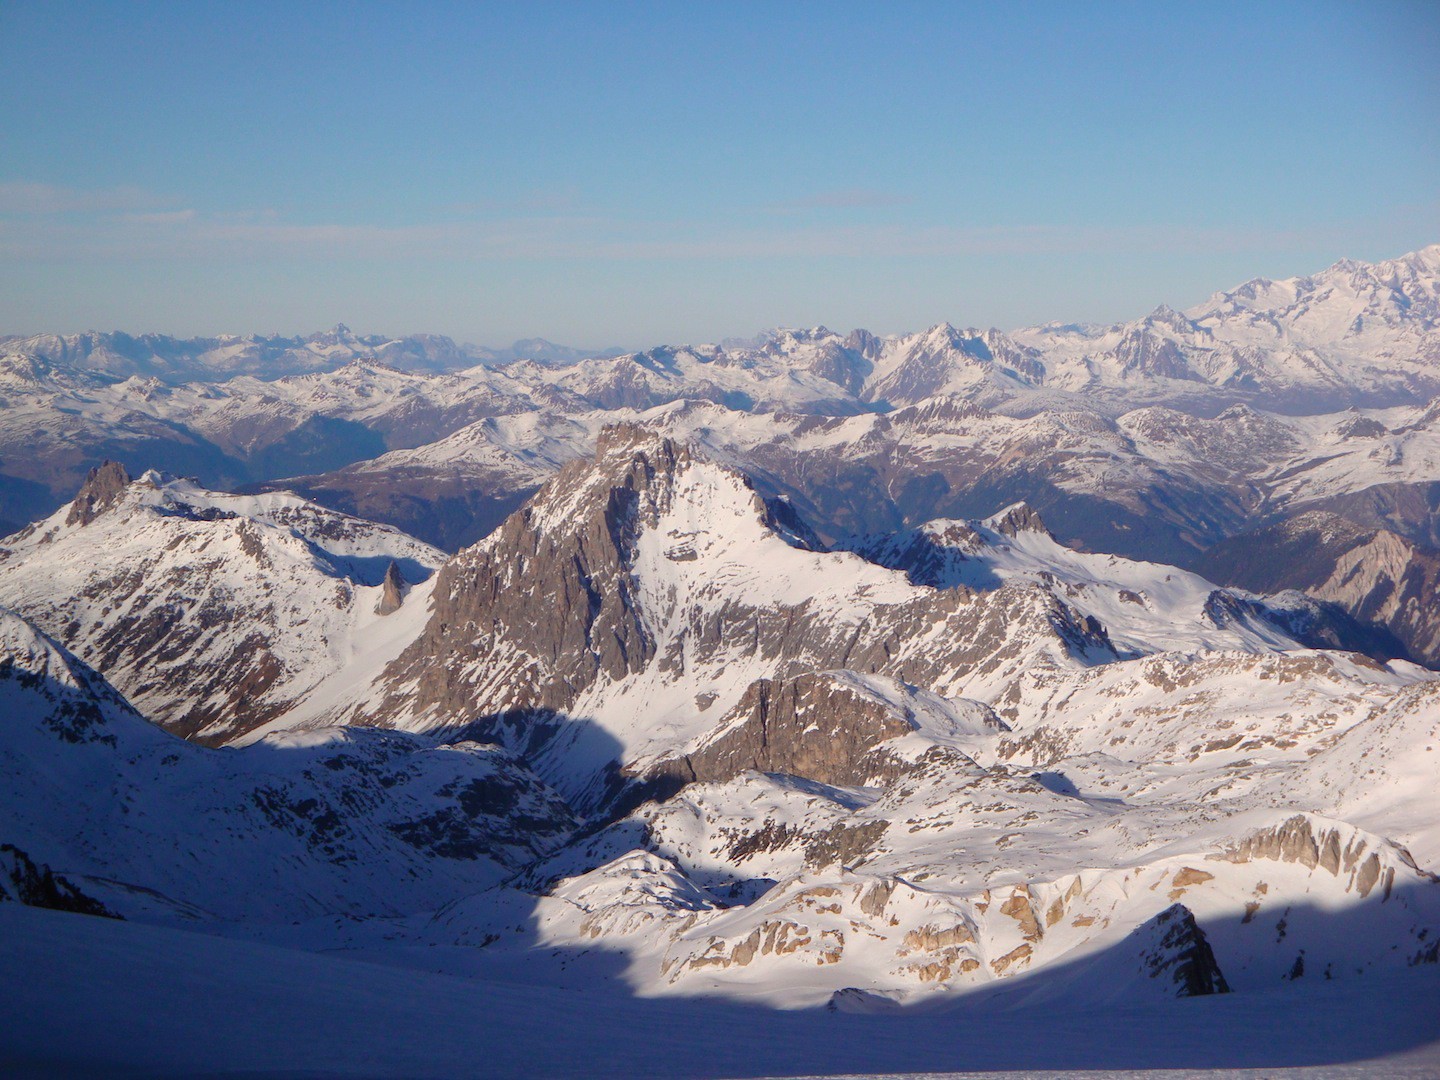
xmin=2 ymin=1 xmax=1437 ymax=347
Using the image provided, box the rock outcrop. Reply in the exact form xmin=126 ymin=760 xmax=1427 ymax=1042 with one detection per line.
xmin=0 ymin=843 xmax=117 ymax=918
xmin=645 ymin=673 xmax=917 ymax=790
xmin=375 ymin=560 xmax=406 ymax=615
xmin=1215 ymin=815 xmax=1428 ymax=900
xmin=1136 ymin=903 xmax=1231 ymax=997
xmin=64 ymin=460 xmax=131 ymax=526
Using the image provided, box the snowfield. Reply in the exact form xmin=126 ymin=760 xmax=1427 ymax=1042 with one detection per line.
xmin=3 ymin=904 xmax=1439 ymax=1078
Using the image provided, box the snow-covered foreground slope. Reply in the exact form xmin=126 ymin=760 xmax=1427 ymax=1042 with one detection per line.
xmin=0 ymin=462 xmax=444 ymax=742
xmin=4 ymin=903 xmax=1439 ymax=1078
xmin=426 ymin=649 xmax=1439 ymax=1008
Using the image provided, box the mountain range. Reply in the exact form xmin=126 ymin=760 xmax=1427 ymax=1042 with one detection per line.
xmin=4 ymin=245 xmax=1440 ymax=1074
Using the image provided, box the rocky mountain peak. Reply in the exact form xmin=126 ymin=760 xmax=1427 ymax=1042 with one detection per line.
xmin=376 ymin=429 xmax=695 ymax=733
xmin=843 ymin=328 xmax=884 ymax=360
xmin=987 ymin=502 xmax=1050 ymax=539
xmin=1145 ymin=303 xmax=1193 ymax=332
xmin=64 ymin=460 xmax=132 ymax=527
xmin=593 ymin=421 xmax=688 ymax=468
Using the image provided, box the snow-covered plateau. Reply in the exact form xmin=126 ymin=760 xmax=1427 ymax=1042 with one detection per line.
xmin=4 ymin=246 xmax=1440 ymax=1077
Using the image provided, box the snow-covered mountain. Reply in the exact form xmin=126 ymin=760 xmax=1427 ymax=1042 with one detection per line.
xmin=1012 ymin=244 xmax=1440 ymax=409
xmin=0 ymin=462 xmax=444 ymax=742
xmin=5 ymin=244 xmax=1439 ymax=543
xmin=0 ymin=326 xmax=630 ymax=382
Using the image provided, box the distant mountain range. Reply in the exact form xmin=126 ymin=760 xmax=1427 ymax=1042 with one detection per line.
xmin=0 ymin=325 xmax=628 ymax=382
xmin=1 ymin=245 xmax=1437 ymax=536
xmin=5 ymin=244 xmax=1437 ymax=398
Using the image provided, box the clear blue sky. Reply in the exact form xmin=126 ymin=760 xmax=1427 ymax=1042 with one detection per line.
xmin=2 ymin=1 xmax=1437 ymax=348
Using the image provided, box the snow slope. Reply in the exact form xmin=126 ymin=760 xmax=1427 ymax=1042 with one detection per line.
xmin=6 ymin=904 xmax=1439 ymax=1078
xmin=0 ymin=608 xmax=576 ymax=924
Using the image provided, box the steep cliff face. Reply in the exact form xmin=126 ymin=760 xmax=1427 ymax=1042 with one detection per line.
xmin=1199 ymin=511 xmax=1440 ymax=666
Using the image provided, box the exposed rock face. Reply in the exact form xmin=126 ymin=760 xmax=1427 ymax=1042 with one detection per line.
xmin=1215 ymin=815 xmax=1426 ymax=900
xmin=381 ymin=425 xmax=677 ymax=720
xmin=1112 ymin=323 xmax=1200 ymax=382
xmin=64 ymin=460 xmax=131 ymax=526
xmin=645 ymin=673 xmax=918 ymax=790
xmin=375 ymin=560 xmax=406 ymax=615
xmin=853 ymin=519 xmax=988 ymax=587
xmin=1138 ymin=904 xmax=1231 ymax=997
xmin=1199 ymin=511 xmax=1440 ymax=665
xmin=0 ymin=843 xmax=117 ymax=918
xmin=680 ymin=917 xmax=845 ymax=974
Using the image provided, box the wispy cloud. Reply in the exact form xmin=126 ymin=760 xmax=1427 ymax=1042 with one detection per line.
xmin=444 ymin=186 xmax=586 ymax=216
xmin=117 ymin=209 xmax=198 ymax=226
xmin=765 ymin=188 xmax=912 ymax=212
xmin=1 ymin=182 xmax=1430 ymax=266
xmin=0 ymin=181 xmax=179 ymax=215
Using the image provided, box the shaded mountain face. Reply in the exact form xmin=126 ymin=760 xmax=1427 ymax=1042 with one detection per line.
xmin=0 ymin=608 xmax=577 ymax=924
xmin=1199 ymin=511 xmax=1440 ymax=666
xmin=640 ymin=671 xmax=1006 ymax=792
